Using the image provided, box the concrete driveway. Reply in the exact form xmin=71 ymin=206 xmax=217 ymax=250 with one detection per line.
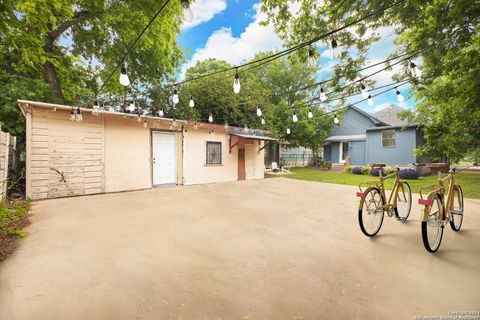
xmin=1 ymin=178 xmax=479 ymax=319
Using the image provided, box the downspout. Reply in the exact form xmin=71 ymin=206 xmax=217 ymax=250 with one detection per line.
xmin=182 ymin=125 xmax=186 ymax=185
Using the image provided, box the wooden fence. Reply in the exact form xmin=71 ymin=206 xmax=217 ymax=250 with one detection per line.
xmin=0 ymin=125 xmax=17 ymax=200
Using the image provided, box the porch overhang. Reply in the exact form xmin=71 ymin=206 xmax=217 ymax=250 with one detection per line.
xmin=228 ymin=133 xmax=277 ymax=153
xmin=324 ymin=134 xmax=366 ymax=143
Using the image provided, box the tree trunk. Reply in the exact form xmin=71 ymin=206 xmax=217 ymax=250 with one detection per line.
xmin=43 ymin=60 xmax=65 ymax=102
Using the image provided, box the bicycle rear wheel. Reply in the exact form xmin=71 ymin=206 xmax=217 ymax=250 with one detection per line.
xmin=358 ymin=187 xmax=385 ymax=237
xmin=394 ymin=181 xmax=412 ymax=221
xmin=421 ymin=194 xmax=444 ymax=253
xmin=450 ymin=184 xmax=464 ymax=231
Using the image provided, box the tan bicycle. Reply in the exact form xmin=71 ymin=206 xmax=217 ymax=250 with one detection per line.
xmin=356 ymin=168 xmax=412 ymax=237
xmin=417 ymin=165 xmax=476 ymax=253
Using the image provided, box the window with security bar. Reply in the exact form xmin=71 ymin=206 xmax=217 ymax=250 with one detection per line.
xmin=206 ymin=141 xmax=222 ymax=164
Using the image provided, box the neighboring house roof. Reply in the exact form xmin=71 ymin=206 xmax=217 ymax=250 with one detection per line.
xmin=325 ymin=134 xmax=366 ymax=142
xmin=229 ymin=132 xmax=277 ymax=141
xmin=373 ymin=104 xmax=409 ymax=126
xmin=366 ymin=123 xmax=421 ymax=131
xmin=349 ymin=105 xmax=388 ymax=126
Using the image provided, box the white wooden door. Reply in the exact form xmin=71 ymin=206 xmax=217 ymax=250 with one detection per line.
xmin=245 ymin=143 xmax=255 ymax=179
xmin=152 ymin=132 xmax=176 ymax=185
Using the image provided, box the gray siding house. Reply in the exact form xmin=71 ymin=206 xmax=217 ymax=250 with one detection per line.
xmin=323 ymin=105 xmax=423 ymax=166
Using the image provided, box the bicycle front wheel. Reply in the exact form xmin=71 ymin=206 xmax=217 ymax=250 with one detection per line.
xmin=450 ymin=184 xmax=464 ymax=231
xmin=421 ymin=194 xmax=444 ymax=253
xmin=359 ymin=187 xmax=385 ymax=237
xmin=394 ymin=181 xmax=412 ymax=221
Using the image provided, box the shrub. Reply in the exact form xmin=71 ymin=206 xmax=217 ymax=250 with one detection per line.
xmin=385 ymin=166 xmax=396 ymax=175
xmin=351 ymin=166 xmax=363 ymax=174
xmin=399 ymin=168 xmax=419 ymax=180
xmin=361 ymin=166 xmax=371 ymax=175
xmin=370 ymin=168 xmax=386 ymax=177
xmin=345 ymin=165 xmax=354 ymax=174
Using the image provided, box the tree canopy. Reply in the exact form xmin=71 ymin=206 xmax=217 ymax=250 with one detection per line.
xmin=260 ymin=0 xmax=480 ymax=162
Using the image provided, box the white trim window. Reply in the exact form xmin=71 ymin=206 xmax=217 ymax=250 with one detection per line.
xmin=206 ymin=141 xmax=222 ymax=165
xmin=381 ymin=129 xmax=396 ymax=148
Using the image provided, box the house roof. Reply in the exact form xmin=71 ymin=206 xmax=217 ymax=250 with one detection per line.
xmin=325 ymin=134 xmax=366 ymax=142
xmin=373 ymin=104 xmax=409 ymax=126
xmin=366 ymin=123 xmax=421 ymax=131
xmin=348 ymin=105 xmax=388 ymax=126
xmin=17 ymin=100 xmax=186 ymax=124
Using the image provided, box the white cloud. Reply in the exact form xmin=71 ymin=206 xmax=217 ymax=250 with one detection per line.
xmin=182 ymin=0 xmax=227 ymax=30
xmin=180 ymin=3 xmax=283 ymax=78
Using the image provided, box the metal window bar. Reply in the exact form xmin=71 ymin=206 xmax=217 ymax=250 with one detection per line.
xmin=206 ymin=142 xmax=222 ymax=165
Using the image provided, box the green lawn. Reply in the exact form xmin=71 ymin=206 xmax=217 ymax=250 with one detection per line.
xmin=285 ymin=167 xmax=480 ymax=199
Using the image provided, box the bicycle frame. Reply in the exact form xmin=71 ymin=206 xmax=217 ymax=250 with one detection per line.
xmin=357 ymin=170 xmax=407 ymax=212
xmin=418 ymin=171 xmax=458 ymax=222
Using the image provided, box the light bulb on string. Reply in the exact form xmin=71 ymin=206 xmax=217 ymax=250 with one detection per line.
xmin=307 ymin=48 xmax=316 ymax=67
xmin=224 ymin=122 xmax=229 ymax=130
xmin=320 ymin=88 xmax=327 ymax=102
xmin=189 ymin=96 xmax=195 ymax=108
xmin=261 ymin=117 xmax=266 ymax=125
xmin=180 ymin=0 xmax=194 ymax=23
xmin=368 ymin=94 xmax=374 ymax=106
xmin=361 ymin=83 xmax=369 ymax=98
xmin=137 ymin=115 xmax=142 ymax=123
xmin=208 ymin=113 xmax=213 ymax=123
xmin=286 ymin=128 xmax=291 ymax=135
xmin=127 ymin=101 xmax=136 ymax=112
xmin=194 ymin=122 xmax=198 ymax=130
xmin=119 ymin=67 xmax=130 ymax=86
xmin=158 ymin=109 xmax=164 ymax=117
xmin=395 ymin=88 xmax=404 ymax=102
xmin=331 ymin=39 xmax=340 ymax=59
xmin=243 ymin=124 xmax=248 ymax=132
xmin=172 ymin=88 xmax=179 ymax=105
xmin=143 ymin=120 xmax=148 ymax=128
xmin=256 ymin=105 xmax=262 ymax=117
xmin=308 ymin=109 xmax=313 ymax=119
xmin=233 ymin=69 xmax=241 ymax=94
xmin=69 ymin=109 xmax=76 ymax=121
xmin=334 ymin=113 xmax=339 ymax=124
xmin=292 ymin=111 xmax=298 ymax=123
xmin=409 ymin=60 xmax=422 ymax=78
xmin=75 ymin=107 xmax=83 ymax=122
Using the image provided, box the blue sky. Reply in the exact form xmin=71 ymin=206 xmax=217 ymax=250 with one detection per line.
xmin=178 ymin=0 xmax=415 ymax=114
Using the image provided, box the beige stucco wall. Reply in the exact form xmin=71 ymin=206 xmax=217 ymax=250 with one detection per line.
xmin=183 ymin=127 xmax=265 ymax=185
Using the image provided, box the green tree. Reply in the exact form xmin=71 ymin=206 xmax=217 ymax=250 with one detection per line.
xmin=260 ymin=0 xmax=480 ymax=162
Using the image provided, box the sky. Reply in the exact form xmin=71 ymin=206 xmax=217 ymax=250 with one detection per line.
xmin=177 ymin=0 xmax=416 ymax=115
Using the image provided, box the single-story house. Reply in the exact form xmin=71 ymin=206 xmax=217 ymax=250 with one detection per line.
xmin=323 ymin=105 xmax=424 ymax=166
xmin=18 ymin=100 xmax=276 ymax=200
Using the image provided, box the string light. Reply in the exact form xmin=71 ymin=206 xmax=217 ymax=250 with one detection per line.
xmin=395 ymin=88 xmax=404 ymax=102
xmin=194 ymin=122 xmax=198 ymax=130
xmin=172 ymin=88 xmax=179 ymax=105
xmin=331 ymin=39 xmax=340 ymax=59
xmin=137 ymin=115 xmax=142 ymax=123
xmin=224 ymin=121 xmax=229 ymax=129
xmin=256 ymin=105 xmax=262 ymax=117
xmin=180 ymin=0 xmax=194 ymax=23
xmin=69 ymin=109 xmax=76 ymax=121
xmin=189 ymin=96 xmax=195 ymax=108
xmin=119 ymin=67 xmax=130 ymax=86
xmin=158 ymin=109 xmax=164 ymax=117
xmin=409 ymin=60 xmax=422 ymax=78
xmin=143 ymin=120 xmax=148 ymax=128
xmin=261 ymin=117 xmax=266 ymax=125
xmin=233 ymin=68 xmax=241 ymax=94
xmin=320 ymin=87 xmax=327 ymax=102
xmin=287 ymin=128 xmax=291 ymax=135
xmin=367 ymin=94 xmax=374 ymax=106
xmin=208 ymin=113 xmax=213 ymax=123
xmin=361 ymin=83 xmax=369 ymax=98
xmin=308 ymin=109 xmax=313 ymax=119
xmin=92 ymin=100 xmax=100 ymax=115
xmin=243 ymin=124 xmax=248 ymax=132
xmin=292 ymin=111 xmax=298 ymax=123
xmin=334 ymin=113 xmax=339 ymax=124
xmin=127 ymin=101 xmax=136 ymax=112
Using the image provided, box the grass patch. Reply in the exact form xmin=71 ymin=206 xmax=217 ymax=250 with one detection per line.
xmin=0 ymin=199 xmax=31 ymax=262
xmin=287 ymin=167 xmax=480 ymax=199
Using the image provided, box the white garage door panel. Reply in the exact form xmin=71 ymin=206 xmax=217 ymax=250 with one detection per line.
xmin=245 ymin=143 xmax=255 ymax=179
xmin=152 ymin=132 xmax=176 ymax=185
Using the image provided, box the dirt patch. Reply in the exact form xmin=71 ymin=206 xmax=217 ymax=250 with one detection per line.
xmin=0 ymin=214 xmax=30 ymax=262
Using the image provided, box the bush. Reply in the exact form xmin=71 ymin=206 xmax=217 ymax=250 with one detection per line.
xmin=385 ymin=166 xmax=396 ymax=175
xmin=361 ymin=166 xmax=371 ymax=175
xmin=351 ymin=166 xmax=363 ymax=174
xmin=399 ymin=168 xmax=419 ymax=180
xmin=370 ymin=168 xmax=386 ymax=177
xmin=345 ymin=165 xmax=354 ymax=174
